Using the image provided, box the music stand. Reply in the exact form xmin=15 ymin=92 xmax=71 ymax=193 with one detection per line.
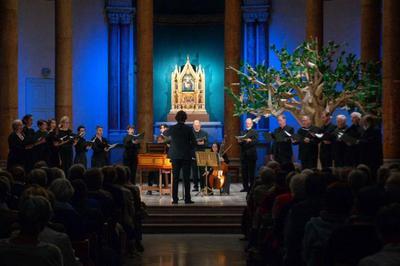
xmin=195 ymin=151 xmax=218 ymax=196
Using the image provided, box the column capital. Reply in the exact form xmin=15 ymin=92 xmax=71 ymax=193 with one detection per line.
xmin=242 ymin=0 xmax=270 ymax=23
xmin=105 ymin=0 xmax=135 ymax=25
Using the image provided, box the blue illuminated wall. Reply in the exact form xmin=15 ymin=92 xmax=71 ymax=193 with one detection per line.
xmin=153 ymin=24 xmax=225 ymax=122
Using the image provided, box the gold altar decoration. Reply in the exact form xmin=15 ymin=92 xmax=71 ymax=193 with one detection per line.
xmin=167 ymin=56 xmax=209 ymax=122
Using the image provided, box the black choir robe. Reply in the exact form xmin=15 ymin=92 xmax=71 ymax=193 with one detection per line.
xmin=333 ymin=126 xmax=348 ymax=167
xmin=74 ymin=137 xmax=89 ymax=168
xmin=57 ymin=129 xmax=74 ymax=174
xmin=271 ymin=126 xmax=294 ymax=164
xmin=319 ymin=123 xmax=337 ymax=169
xmin=239 ymin=128 xmax=258 ymax=190
xmin=46 ymin=130 xmax=60 ymax=168
xmin=91 ymin=136 xmax=109 ymax=168
xmin=33 ymin=130 xmax=49 ymax=164
xmin=296 ymin=126 xmax=320 ymax=169
xmin=23 ymin=126 xmax=35 ymax=171
xmin=344 ymin=124 xmax=364 ymax=166
xmin=359 ymin=126 xmax=383 ymax=174
xmin=7 ymin=132 xmax=26 ymax=170
xmin=123 ymin=134 xmax=140 ymax=182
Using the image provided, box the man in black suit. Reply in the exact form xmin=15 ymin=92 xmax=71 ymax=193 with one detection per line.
xmin=319 ymin=111 xmax=337 ymax=169
xmin=295 ymin=115 xmax=320 ymax=169
xmin=238 ymin=118 xmax=258 ymax=192
xmin=191 ymin=120 xmax=208 ymax=192
xmin=164 ymin=111 xmax=196 ymax=204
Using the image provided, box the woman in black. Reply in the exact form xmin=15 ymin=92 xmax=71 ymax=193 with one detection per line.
xmin=123 ymin=125 xmax=140 ymax=183
xmin=91 ymin=126 xmax=109 ymax=168
xmin=57 ymin=116 xmax=74 ymax=174
xmin=46 ymin=119 xmax=61 ymax=168
xmin=73 ymin=125 xmax=90 ymax=168
xmin=22 ymin=114 xmax=35 ymax=172
xmin=7 ymin=120 xmax=26 ymax=171
xmin=33 ymin=120 xmax=49 ymax=164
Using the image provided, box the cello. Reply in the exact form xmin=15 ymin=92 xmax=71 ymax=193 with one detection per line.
xmin=208 ymin=136 xmax=231 ymax=190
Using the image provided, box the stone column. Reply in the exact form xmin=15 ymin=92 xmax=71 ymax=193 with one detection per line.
xmin=120 ymin=14 xmax=131 ymax=129
xmin=224 ymin=0 xmax=242 ymax=158
xmin=361 ymin=0 xmax=381 ymax=63
xmin=306 ymin=0 xmax=323 ymax=48
xmin=107 ymin=13 xmax=119 ymax=130
xmin=0 ymin=0 xmax=18 ymax=161
xmin=55 ymin=0 xmax=73 ymax=122
xmin=382 ymin=0 xmax=400 ymax=163
xmin=136 ymin=0 xmax=154 ymax=145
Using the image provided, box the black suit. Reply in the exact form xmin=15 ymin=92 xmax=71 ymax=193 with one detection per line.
xmin=192 ymin=129 xmax=208 ymax=189
xmin=239 ymin=128 xmax=258 ymax=190
xmin=164 ymin=122 xmax=196 ymax=202
xmin=359 ymin=126 xmax=383 ymax=175
xmin=345 ymin=124 xmax=364 ymax=166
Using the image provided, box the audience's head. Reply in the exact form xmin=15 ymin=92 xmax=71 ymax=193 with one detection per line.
xmin=348 ymin=169 xmax=369 ymax=194
xmin=356 ymin=164 xmax=372 ymax=182
xmin=305 ymin=173 xmax=326 ymax=199
xmin=10 ymin=166 xmax=26 ymax=183
xmin=11 ymin=119 xmax=23 ymax=133
xmin=21 ymin=185 xmax=55 ymax=208
xmin=71 ymin=179 xmax=88 ymax=204
xmin=101 ymin=166 xmax=117 ymax=185
xmin=355 ymin=186 xmax=385 ymax=219
xmin=289 ymin=174 xmax=307 ymax=199
xmin=27 ymin=168 xmax=48 ymax=187
xmin=84 ymin=168 xmax=104 ymax=191
xmin=115 ymin=165 xmax=128 ymax=185
xmin=175 ymin=110 xmax=187 ymax=123
xmin=301 ymin=168 xmax=314 ymax=177
xmin=49 ymin=178 xmax=74 ymax=203
xmin=376 ymin=203 xmax=400 ymax=244
xmin=47 ymin=167 xmax=65 ymax=185
xmin=377 ymin=166 xmax=391 ymax=186
xmin=258 ymin=167 xmax=276 ymax=187
xmin=33 ymin=161 xmax=48 ymax=169
xmin=0 ymin=176 xmax=11 ymax=204
xmin=18 ymin=195 xmax=52 ymax=237
xmin=266 ymin=161 xmax=280 ymax=174
xmin=325 ymin=183 xmax=354 ymax=216
xmin=68 ymin=164 xmax=86 ymax=180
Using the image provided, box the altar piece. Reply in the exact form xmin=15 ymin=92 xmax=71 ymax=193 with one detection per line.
xmin=167 ymin=56 xmax=210 ymax=122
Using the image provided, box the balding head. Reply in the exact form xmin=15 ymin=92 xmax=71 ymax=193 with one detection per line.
xmin=245 ymin=118 xmax=253 ymax=129
xmin=193 ymin=120 xmax=201 ymax=131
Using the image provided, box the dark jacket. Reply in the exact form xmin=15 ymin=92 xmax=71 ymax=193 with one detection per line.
xmin=193 ymin=129 xmax=209 ymax=151
xmin=7 ymin=132 xmax=26 ymax=170
xmin=164 ymin=122 xmax=196 ymax=160
xmin=239 ymin=128 xmax=258 ymax=161
xmin=91 ymin=137 xmax=109 ymax=168
xmin=123 ymin=134 xmax=140 ymax=162
xmin=344 ymin=124 xmax=364 ymax=166
xmin=359 ymin=126 xmax=383 ymax=172
xmin=319 ymin=123 xmax=337 ymax=168
xmin=296 ymin=126 xmax=320 ymax=164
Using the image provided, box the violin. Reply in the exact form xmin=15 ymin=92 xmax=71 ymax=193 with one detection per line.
xmin=208 ymin=136 xmax=231 ymax=190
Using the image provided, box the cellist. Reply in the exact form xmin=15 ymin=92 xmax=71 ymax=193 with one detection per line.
xmin=207 ymin=142 xmax=230 ymax=195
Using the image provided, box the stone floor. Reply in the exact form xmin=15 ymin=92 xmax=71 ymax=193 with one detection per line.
xmin=141 ymin=183 xmax=247 ymax=206
xmin=127 ymin=234 xmax=247 ymax=266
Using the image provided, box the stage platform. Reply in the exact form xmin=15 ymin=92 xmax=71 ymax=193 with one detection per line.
xmin=141 ymin=183 xmax=246 ymax=207
xmin=141 ymin=184 xmax=247 ymax=234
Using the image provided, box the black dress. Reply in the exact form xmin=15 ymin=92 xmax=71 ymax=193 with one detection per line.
xmin=123 ymin=134 xmax=140 ymax=183
xmin=47 ymin=130 xmax=61 ymax=168
xmin=57 ymin=129 xmax=74 ymax=173
xmin=74 ymin=136 xmax=89 ymax=168
xmin=7 ymin=132 xmax=26 ymax=171
xmin=23 ymin=126 xmax=35 ymax=172
xmin=91 ymin=137 xmax=109 ymax=168
xmin=33 ymin=130 xmax=49 ymax=164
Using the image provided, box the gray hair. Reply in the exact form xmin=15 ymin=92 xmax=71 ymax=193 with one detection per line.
xmin=289 ymin=174 xmax=306 ymax=198
xmin=11 ymin=119 xmax=23 ymax=131
xmin=336 ymin=114 xmax=346 ymax=121
xmin=351 ymin=112 xmax=362 ymax=119
xmin=49 ymin=178 xmax=74 ymax=202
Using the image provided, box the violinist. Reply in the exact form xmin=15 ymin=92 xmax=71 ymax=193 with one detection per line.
xmin=208 ymin=142 xmax=230 ymax=195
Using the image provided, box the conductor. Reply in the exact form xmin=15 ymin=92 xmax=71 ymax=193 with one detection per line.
xmin=164 ymin=110 xmax=196 ymax=204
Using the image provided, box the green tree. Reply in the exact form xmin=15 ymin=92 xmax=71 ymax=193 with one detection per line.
xmin=225 ymin=40 xmax=381 ymax=127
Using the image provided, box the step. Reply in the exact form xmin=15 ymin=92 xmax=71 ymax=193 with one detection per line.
xmin=143 ymin=223 xmax=242 ymax=234
xmin=145 ymin=213 xmax=242 ymax=224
